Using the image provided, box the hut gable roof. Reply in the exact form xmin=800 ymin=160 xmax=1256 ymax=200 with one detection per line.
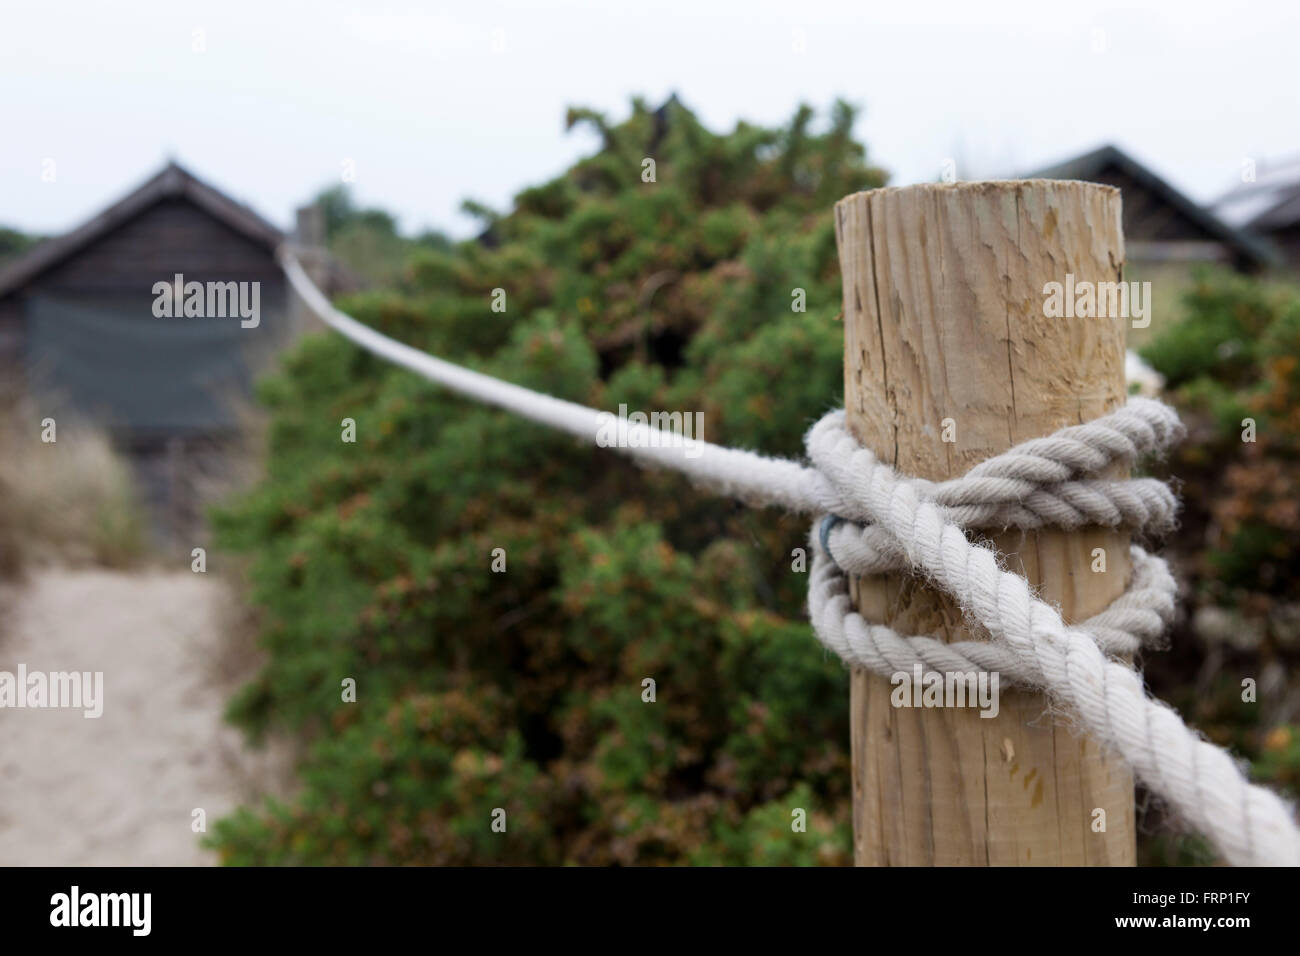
xmin=0 ymin=161 xmax=284 ymax=300
xmin=1214 ymin=156 xmax=1300 ymax=233
xmin=1025 ymin=144 xmax=1280 ymax=270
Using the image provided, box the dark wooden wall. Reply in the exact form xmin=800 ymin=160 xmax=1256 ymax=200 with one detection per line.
xmin=1101 ymin=167 xmax=1216 ymax=244
xmin=0 ymin=297 xmax=21 ymax=370
xmin=1268 ymin=224 xmax=1300 ymax=274
xmin=32 ymin=197 xmax=284 ymax=293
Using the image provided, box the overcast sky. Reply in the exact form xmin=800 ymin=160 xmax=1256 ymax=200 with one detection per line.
xmin=2 ymin=0 xmax=1296 ymax=239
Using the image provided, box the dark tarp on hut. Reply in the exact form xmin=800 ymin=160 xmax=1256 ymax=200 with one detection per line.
xmin=24 ymin=291 xmax=288 ymax=435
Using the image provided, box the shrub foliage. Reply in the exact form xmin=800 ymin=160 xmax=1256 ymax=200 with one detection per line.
xmin=1137 ymin=270 xmax=1300 ymax=863
xmin=209 ymin=98 xmax=883 ymax=864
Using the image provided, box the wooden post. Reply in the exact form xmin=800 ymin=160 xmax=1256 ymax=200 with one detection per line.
xmin=289 ymin=203 xmax=333 ymax=339
xmin=833 ymin=181 xmax=1136 ymax=866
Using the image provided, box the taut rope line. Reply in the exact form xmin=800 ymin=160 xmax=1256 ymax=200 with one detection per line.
xmin=279 ymin=246 xmax=1300 ymax=866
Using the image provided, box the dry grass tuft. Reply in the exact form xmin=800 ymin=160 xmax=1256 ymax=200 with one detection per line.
xmin=0 ymin=381 xmax=148 ymax=577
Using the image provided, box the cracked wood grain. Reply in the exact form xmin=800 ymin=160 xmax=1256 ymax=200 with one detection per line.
xmin=834 ymin=180 xmax=1136 ymax=866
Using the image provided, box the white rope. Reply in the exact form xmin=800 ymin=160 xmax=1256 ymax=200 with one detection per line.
xmin=805 ymin=412 xmax=1300 ymax=867
xmin=279 ymin=246 xmax=1300 ymax=866
xmin=281 ymin=249 xmax=836 ymax=514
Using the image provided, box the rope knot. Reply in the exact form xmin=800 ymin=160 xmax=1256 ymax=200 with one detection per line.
xmin=799 ymin=398 xmax=1300 ymax=865
xmin=805 ymin=398 xmax=1183 ymax=676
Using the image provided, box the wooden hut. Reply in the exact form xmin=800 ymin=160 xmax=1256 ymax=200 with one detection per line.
xmin=0 ymin=161 xmax=343 ymax=539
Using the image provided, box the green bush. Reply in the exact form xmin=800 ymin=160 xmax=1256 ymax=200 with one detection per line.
xmin=1140 ymin=270 xmax=1300 ymax=601
xmin=209 ymin=97 xmax=882 ymax=865
xmin=1137 ymin=269 xmax=1300 ymax=848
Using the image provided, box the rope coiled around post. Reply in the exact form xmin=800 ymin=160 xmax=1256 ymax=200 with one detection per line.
xmin=803 ymin=405 xmax=1300 ymax=867
xmin=806 ymin=402 xmax=1181 ymax=675
xmin=279 ymin=247 xmax=1300 ymax=867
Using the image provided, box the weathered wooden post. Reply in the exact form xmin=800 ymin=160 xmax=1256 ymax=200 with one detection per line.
xmin=289 ymin=203 xmax=333 ymax=338
xmin=833 ymin=181 xmax=1136 ymax=865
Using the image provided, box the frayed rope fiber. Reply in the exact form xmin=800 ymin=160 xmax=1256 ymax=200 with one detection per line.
xmin=281 ymin=247 xmax=1300 ymax=867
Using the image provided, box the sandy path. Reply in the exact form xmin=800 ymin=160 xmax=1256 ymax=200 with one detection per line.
xmin=0 ymin=568 xmax=290 ymax=865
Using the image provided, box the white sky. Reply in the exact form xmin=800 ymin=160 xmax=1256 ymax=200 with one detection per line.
xmin=1 ymin=0 xmax=1297 ymax=239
